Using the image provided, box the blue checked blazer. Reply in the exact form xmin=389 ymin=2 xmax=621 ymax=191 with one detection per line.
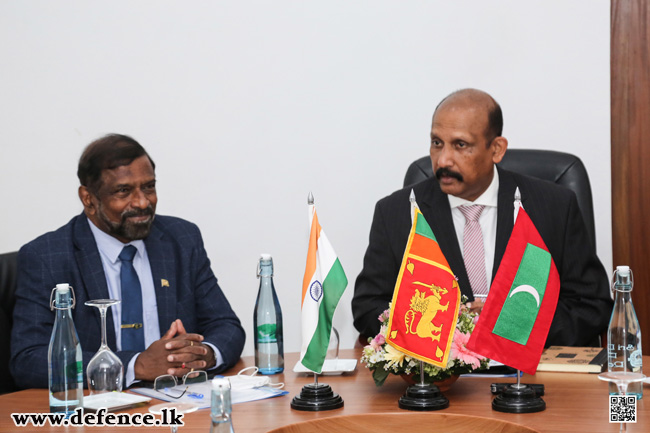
xmin=352 ymin=167 xmax=613 ymax=347
xmin=10 ymin=213 xmax=245 ymax=389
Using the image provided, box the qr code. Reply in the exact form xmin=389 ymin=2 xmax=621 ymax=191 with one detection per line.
xmin=609 ymin=395 xmax=637 ymax=423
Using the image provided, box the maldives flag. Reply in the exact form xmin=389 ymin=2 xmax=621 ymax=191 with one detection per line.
xmin=466 ymin=208 xmax=560 ymax=375
xmin=299 ymin=201 xmax=348 ymax=374
xmin=386 ymin=206 xmax=460 ymax=367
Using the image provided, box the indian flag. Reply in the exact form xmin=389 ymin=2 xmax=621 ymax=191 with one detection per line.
xmin=299 ymin=201 xmax=348 ymax=374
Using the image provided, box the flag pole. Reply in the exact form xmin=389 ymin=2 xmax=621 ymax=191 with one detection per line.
xmin=413 ymin=190 xmax=426 ymax=389
xmin=291 ymin=191 xmax=344 ymax=412
xmin=490 ymin=187 xmax=545 ymax=413
xmin=397 ymin=190 xmax=449 ymax=411
xmin=514 ymin=187 xmax=522 ymax=221
xmin=309 ymin=192 xmax=317 ymax=390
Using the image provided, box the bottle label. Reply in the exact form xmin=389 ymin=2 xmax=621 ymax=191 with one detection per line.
xmin=65 ymin=361 xmax=83 ymax=383
xmin=256 ymin=324 xmax=277 ymax=343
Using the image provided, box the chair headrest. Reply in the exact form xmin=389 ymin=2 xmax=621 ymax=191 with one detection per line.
xmin=403 ymin=149 xmax=596 ymax=248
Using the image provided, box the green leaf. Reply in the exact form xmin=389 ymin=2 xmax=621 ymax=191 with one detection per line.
xmin=372 ymin=367 xmax=390 ymax=387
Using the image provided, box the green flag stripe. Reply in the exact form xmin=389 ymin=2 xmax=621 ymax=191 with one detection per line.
xmin=492 ymin=244 xmax=551 ymax=345
xmin=415 ymin=212 xmax=437 ymax=242
xmin=301 ymin=259 xmax=348 ymax=372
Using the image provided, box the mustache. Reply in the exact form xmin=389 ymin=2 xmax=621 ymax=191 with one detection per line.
xmin=435 ymin=167 xmax=463 ymax=182
xmin=121 ymin=206 xmax=154 ymax=221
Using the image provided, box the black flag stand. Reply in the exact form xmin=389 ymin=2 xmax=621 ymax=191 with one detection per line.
xmin=292 ymin=193 xmax=344 ymax=411
xmin=291 ymin=372 xmax=344 ymax=411
xmin=398 ymin=361 xmax=449 ymax=411
xmin=491 ymin=369 xmax=545 ymax=413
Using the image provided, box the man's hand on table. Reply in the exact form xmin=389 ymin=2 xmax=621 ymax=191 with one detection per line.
xmin=134 ymin=319 xmax=216 ymax=381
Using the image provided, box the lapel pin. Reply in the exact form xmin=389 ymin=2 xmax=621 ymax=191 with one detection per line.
xmin=161 ymin=279 xmax=170 ymax=288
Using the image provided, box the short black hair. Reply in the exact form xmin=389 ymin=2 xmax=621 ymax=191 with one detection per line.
xmin=77 ymin=134 xmax=155 ymax=194
xmin=486 ymin=101 xmax=503 ymax=141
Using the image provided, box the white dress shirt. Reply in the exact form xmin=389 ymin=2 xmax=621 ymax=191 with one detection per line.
xmin=447 ymin=167 xmax=499 ymax=293
xmin=88 ymin=219 xmax=160 ymax=386
xmin=88 ymin=219 xmax=223 ymax=386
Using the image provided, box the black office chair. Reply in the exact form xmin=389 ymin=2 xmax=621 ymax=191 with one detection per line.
xmin=0 ymin=251 xmax=18 ymax=394
xmin=403 ymin=149 xmax=596 ymax=248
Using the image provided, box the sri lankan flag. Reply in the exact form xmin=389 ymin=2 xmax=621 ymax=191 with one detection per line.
xmin=385 ymin=205 xmax=460 ymax=367
xmin=466 ymin=207 xmax=560 ymax=375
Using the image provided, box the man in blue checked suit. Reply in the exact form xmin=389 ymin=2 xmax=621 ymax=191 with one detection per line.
xmin=10 ymin=134 xmax=245 ymax=388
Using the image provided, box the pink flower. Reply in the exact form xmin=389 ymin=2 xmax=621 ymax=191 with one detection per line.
xmin=450 ymin=330 xmax=484 ymax=369
xmin=378 ymin=308 xmax=391 ymax=323
xmin=370 ymin=333 xmax=386 ymax=351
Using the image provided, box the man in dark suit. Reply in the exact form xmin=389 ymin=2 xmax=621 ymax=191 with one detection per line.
xmin=352 ymin=89 xmax=612 ymax=347
xmin=10 ymin=134 xmax=245 ymax=388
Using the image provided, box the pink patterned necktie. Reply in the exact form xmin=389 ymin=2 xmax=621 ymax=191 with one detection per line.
xmin=458 ymin=204 xmax=489 ymax=297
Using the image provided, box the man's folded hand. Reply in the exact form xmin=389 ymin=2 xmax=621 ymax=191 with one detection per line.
xmin=133 ymin=319 xmax=215 ymax=381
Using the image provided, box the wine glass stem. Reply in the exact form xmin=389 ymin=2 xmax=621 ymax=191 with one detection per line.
xmin=100 ymin=306 xmax=108 ymax=348
xmin=618 ymin=383 xmax=627 ymax=433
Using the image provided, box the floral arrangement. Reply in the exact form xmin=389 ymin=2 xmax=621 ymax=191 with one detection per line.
xmin=361 ymin=296 xmax=490 ymax=386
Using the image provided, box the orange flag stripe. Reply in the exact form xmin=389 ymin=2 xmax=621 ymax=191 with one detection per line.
xmin=301 ymin=211 xmax=321 ymax=306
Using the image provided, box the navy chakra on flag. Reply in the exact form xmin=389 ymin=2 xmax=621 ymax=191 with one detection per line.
xmin=310 ymin=281 xmax=323 ymax=302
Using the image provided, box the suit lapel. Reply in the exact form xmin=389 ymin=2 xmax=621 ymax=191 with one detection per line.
xmin=492 ymin=167 xmax=521 ymax=280
xmin=144 ymin=222 xmax=177 ymax=335
xmin=72 ymin=214 xmax=116 ymax=348
xmin=416 ymin=179 xmax=472 ymax=298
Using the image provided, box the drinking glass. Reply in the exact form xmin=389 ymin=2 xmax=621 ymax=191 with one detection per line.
xmin=85 ymin=299 xmax=123 ymax=394
xmin=598 ymin=371 xmax=646 ymax=432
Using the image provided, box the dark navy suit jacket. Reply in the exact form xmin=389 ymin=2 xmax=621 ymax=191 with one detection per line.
xmin=352 ymin=167 xmax=613 ymax=347
xmin=10 ymin=213 xmax=245 ymax=389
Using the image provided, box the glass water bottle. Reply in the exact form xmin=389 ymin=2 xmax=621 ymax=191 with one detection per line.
xmin=253 ymin=254 xmax=284 ymax=374
xmin=48 ymin=283 xmax=84 ymax=414
xmin=607 ymin=266 xmax=643 ymax=398
xmin=210 ymin=378 xmax=234 ymax=433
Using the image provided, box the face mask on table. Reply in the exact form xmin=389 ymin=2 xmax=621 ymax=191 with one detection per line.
xmin=225 ymin=366 xmax=284 ymax=391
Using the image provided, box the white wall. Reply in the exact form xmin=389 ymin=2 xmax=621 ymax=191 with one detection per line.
xmin=0 ymin=1 xmax=611 ymax=358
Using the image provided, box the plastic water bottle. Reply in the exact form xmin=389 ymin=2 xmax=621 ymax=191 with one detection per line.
xmin=48 ymin=283 xmax=83 ymax=414
xmin=607 ymin=266 xmax=643 ymax=398
xmin=253 ymin=254 xmax=284 ymax=374
xmin=210 ymin=378 xmax=234 ymax=433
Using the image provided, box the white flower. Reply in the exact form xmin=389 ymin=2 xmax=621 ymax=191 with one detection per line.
xmin=368 ymin=351 xmax=384 ymax=364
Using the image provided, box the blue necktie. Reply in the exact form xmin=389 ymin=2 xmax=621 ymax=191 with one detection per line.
xmin=119 ymin=245 xmax=145 ymax=352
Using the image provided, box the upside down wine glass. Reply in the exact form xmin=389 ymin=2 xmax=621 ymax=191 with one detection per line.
xmin=598 ymin=371 xmax=646 ymax=433
xmin=85 ymin=299 xmax=123 ymax=394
